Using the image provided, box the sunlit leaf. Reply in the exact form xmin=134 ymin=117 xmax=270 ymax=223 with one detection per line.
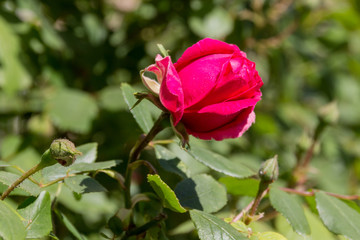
xmin=315 ymin=191 xmax=360 ymax=239
xmin=121 ymin=83 xmax=153 ymax=133
xmin=219 ymin=177 xmax=259 ymax=197
xmin=269 ymin=188 xmax=310 ymax=236
xmin=0 ymin=200 xmax=26 ymax=240
xmin=190 ymin=210 xmax=247 ymax=240
xmin=189 ymin=146 xmax=255 ymax=179
xmin=147 ymin=174 xmax=186 ymax=213
xmin=0 ymin=171 xmax=40 ymax=196
xmin=18 ymin=191 xmax=52 ymax=238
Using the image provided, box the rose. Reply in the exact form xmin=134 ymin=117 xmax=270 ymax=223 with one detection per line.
xmin=141 ymin=38 xmax=263 ymax=141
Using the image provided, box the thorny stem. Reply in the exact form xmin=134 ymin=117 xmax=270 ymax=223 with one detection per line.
xmin=232 ymin=188 xmax=269 ymax=223
xmin=244 ymin=183 xmax=270 ymax=225
xmin=124 ymin=112 xmax=169 ymax=209
xmin=1 ymin=163 xmax=42 ymax=200
xmin=280 ymin=187 xmax=360 ymax=200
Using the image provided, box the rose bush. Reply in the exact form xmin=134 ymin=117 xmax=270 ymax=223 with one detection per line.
xmin=141 ymin=38 xmax=263 ymax=140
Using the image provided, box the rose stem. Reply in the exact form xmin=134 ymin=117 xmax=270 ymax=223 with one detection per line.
xmin=124 ymin=112 xmax=169 ymax=208
xmin=1 ymin=149 xmax=56 ymax=200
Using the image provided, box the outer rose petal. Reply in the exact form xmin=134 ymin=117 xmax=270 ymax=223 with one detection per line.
xmin=155 ymin=56 xmax=184 ymax=125
xmin=181 ymin=98 xmax=260 ymax=132
xmin=186 ymin=108 xmax=256 ymax=141
xmin=174 ymin=38 xmax=246 ymax=71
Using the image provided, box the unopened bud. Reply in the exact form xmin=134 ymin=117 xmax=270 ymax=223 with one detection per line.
xmin=50 ymin=139 xmax=82 ymax=166
xmin=259 ymin=155 xmax=279 ymax=183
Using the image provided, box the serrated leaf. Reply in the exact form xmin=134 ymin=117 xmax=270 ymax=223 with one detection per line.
xmin=46 ymin=89 xmax=98 ymax=134
xmin=147 ymin=174 xmax=186 ymax=213
xmin=121 ymin=83 xmax=153 ymax=133
xmin=0 ymin=200 xmax=26 ymax=240
xmin=219 ymin=177 xmax=259 ymax=197
xmin=0 ymin=171 xmax=41 ymax=196
xmin=64 ymin=175 xmax=107 ymax=194
xmin=175 ymin=174 xmax=227 ymax=213
xmin=155 ymin=145 xmax=188 ymax=178
xmin=69 ymin=160 xmax=121 ymax=172
xmin=42 ymin=143 xmax=98 ymax=182
xmin=189 ymin=146 xmax=255 ymax=178
xmin=269 ymin=188 xmax=310 ymax=236
xmin=315 ymin=191 xmax=360 ymax=240
xmin=18 ymin=191 xmax=52 ymax=238
xmin=190 ymin=209 xmax=248 ymax=240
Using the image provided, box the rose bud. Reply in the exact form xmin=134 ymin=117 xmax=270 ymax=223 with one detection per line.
xmin=141 ymin=38 xmax=263 ymax=140
xmin=50 ymin=139 xmax=82 ymax=166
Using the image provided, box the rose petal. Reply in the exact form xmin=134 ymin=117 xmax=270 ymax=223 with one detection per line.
xmin=155 ymin=56 xmax=184 ymax=125
xmin=188 ymin=53 xmax=263 ymax=110
xmin=181 ymin=98 xmax=259 ymax=133
xmin=177 ymin=53 xmax=231 ymax=108
xmin=174 ymin=38 xmax=245 ymax=71
xmin=186 ymin=108 xmax=256 ymax=141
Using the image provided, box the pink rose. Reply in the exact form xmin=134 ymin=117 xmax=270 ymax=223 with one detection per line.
xmin=141 ymin=38 xmax=263 ymax=141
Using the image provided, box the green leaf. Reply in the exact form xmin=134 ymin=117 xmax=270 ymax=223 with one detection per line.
xmin=69 ymin=160 xmax=121 ymax=172
xmin=0 ymin=171 xmax=41 ymax=196
xmin=189 ymin=146 xmax=255 ymax=178
xmin=64 ymin=175 xmax=107 ymax=194
xmin=18 ymin=191 xmax=52 ymax=238
xmin=0 ymin=16 xmax=31 ymax=93
xmin=190 ymin=209 xmax=248 ymax=240
xmin=219 ymin=177 xmax=260 ymax=197
xmin=155 ymin=145 xmax=188 ymax=178
xmin=175 ymin=174 xmax=227 ymax=213
xmin=46 ymin=89 xmax=98 ymax=134
xmin=147 ymin=174 xmax=186 ymax=213
xmin=315 ymin=191 xmax=360 ymax=239
xmin=0 ymin=134 xmax=22 ymax=159
xmin=76 ymin=143 xmax=98 ymax=164
xmin=99 ymin=86 xmax=127 ymax=111
xmin=121 ymin=83 xmax=153 ymax=133
xmin=0 ymin=200 xmax=26 ymax=240
xmin=55 ymin=211 xmax=87 ymax=240
xmin=269 ymin=188 xmax=310 ymax=236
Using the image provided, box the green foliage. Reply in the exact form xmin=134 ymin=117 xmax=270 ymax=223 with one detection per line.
xmin=147 ymin=174 xmax=186 ymax=213
xmin=18 ymin=191 xmax=52 ymax=238
xmin=122 ymin=83 xmax=154 ymax=133
xmin=189 ymin=146 xmax=255 ymax=178
xmin=315 ymin=192 xmax=360 ymax=239
xmin=175 ymin=174 xmax=227 ymax=213
xmin=0 ymin=200 xmax=26 ymax=240
xmin=1 ymin=0 xmax=360 ymax=239
xmin=269 ymin=188 xmax=310 ymax=236
xmin=190 ymin=209 xmax=248 ymax=240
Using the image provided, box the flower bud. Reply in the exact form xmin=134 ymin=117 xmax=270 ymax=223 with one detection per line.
xmin=259 ymin=155 xmax=279 ymax=183
xmin=50 ymin=139 xmax=82 ymax=166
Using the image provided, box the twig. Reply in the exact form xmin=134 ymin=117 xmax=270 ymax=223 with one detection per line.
xmin=280 ymin=187 xmax=360 ymax=200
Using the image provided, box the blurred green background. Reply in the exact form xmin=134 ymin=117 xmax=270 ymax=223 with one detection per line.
xmin=1 ymin=0 xmax=360 ymax=239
